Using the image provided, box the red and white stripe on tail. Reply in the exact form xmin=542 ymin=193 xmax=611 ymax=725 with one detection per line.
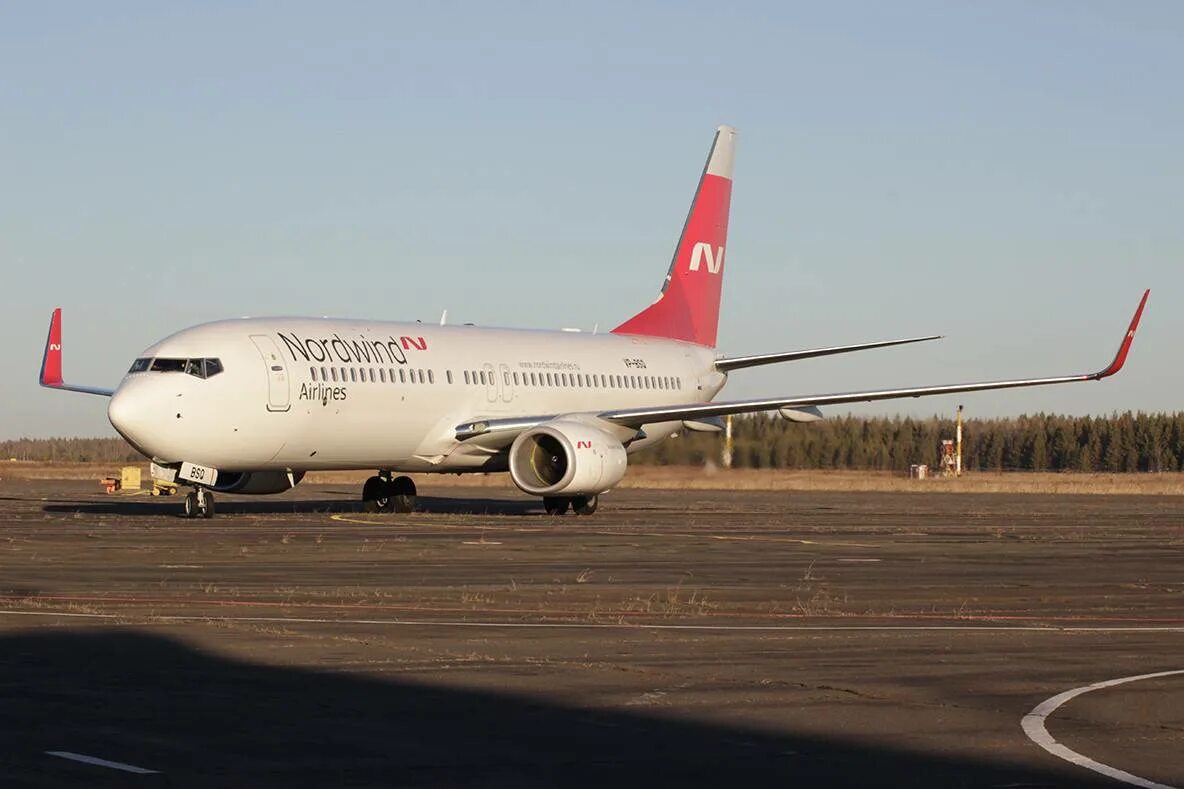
xmin=613 ymin=125 xmax=735 ymax=348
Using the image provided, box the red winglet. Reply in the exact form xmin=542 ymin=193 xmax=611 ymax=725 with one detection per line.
xmin=1095 ymin=289 xmax=1149 ymax=379
xmin=40 ymin=307 xmax=64 ymax=387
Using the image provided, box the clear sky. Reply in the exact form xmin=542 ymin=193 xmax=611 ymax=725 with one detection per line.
xmin=3 ymin=2 xmax=1181 ymax=439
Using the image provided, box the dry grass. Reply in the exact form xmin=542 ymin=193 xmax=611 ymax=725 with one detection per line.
xmin=6 ymin=460 xmax=1184 ymax=495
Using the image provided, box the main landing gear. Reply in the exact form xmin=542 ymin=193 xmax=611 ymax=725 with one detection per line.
xmin=183 ymin=487 xmax=215 ymax=519
xmin=543 ymin=495 xmax=598 ymax=516
xmin=363 ymin=473 xmax=416 ymax=513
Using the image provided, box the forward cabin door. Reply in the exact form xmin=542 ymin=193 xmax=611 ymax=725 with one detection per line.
xmin=250 ymin=335 xmax=291 ymax=412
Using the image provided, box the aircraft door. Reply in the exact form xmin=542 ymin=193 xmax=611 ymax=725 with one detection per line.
xmin=249 ymin=335 xmax=291 ymax=412
xmin=499 ymin=363 xmax=514 ymax=403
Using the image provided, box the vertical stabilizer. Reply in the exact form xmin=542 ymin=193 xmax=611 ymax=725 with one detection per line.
xmin=612 ymin=125 xmax=735 ymax=347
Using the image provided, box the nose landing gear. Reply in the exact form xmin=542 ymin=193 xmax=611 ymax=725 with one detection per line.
xmin=183 ymin=487 xmax=215 ymax=519
xmin=363 ymin=473 xmax=417 ymax=513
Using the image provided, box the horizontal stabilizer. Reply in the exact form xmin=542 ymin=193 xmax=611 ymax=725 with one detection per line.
xmin=715 ymin=335 xmax=942 ymax=373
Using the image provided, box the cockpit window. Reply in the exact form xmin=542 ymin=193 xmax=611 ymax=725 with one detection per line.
xmin=141 ymin=357 xmax=225 ymax=379
xmin=151 ymin=358 xmax=188 ymax=373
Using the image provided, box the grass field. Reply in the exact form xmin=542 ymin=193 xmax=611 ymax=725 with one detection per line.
xmin=5 ymin=461 xmax=1184 ymax=495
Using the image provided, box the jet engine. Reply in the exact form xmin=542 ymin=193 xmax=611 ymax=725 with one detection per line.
xmin=212 ymin=470 xmax=305 ymax=495
xmin=508 ymin=420 xmax=628 ymax=496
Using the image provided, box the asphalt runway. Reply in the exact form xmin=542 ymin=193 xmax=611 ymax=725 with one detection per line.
xmin=0 ymin=478 xmax=1181 ymax=787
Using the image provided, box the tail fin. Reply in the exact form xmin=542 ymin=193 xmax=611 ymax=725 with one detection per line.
xmin=612 ymin=125 xmax=735 ymax=348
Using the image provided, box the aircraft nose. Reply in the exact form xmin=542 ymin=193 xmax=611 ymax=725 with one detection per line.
xmin=107 ymin=382 xmax=157 ymax=455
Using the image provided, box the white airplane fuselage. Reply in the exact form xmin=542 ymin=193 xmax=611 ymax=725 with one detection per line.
xmin=108 ymin=318 xmax=725 ymax=473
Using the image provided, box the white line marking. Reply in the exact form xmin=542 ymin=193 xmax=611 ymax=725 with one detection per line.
xmin=1022 ymin=669 xmax=1184 ymax=789
xmin=45 ymin=751 xmax=159 ymax=774
xmin=2 ymin=609 xmax=1184 ymax=633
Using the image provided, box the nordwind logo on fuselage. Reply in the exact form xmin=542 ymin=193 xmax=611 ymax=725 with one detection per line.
xmin=277 ymin=331 xmax=428 ymax=367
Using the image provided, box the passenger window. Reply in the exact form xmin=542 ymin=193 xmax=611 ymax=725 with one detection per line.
xmin=349 ymin=368 xmax=357 ymax=382
xmin=513 ymin=372 xmax=520 ymax=386
xmin=446 ymin=370 xmax=453 ymax=384
xmin=311 ymin=367 xmax=318 ymax=381
xmin=429 ymin=370 xmax=435 ymax=384
xmin=331 ymin=368 xmax=338 ymax=382
xmin=320 ymin=367 xmax=327 ymax=381
xmin=399 ymin=368 xmax=406 ymax=383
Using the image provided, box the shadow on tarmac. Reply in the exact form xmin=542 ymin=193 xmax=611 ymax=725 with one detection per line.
xmin=42 ymin=494 xmax=540 ymax=518
xmin=0 ymin=629 xmax=1104 ymax=787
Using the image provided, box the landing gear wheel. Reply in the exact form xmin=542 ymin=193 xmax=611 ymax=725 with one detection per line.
xmin=362 ymin=476 xmax=390 ymax=513
xmin=184 ymin=489 xmax=215 ymax=518
xmin=390 ymin=476 xmax=416 ymax=513
xmin=571 ymin=495 xmax=598 ymax=516
xmin=543 ymin=496 xmax=570 ymax=516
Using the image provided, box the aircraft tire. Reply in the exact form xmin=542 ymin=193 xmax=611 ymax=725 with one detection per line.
xmin=543 ymin=496 xmax=570 ymax=516
xmin=390 ymin=476 xmax=416 ymax=513
xmin=201 ymin=492 xmax=215 ymax=519
xmin=184 ymin=491 xmax=198 ymax=518
xmin=362 ymin=476 xmax=388 ymax=513
xmin=572 ymin=495 xmax=598 ymax=516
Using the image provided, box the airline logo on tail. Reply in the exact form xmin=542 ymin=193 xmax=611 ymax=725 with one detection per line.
xmin=688 ymin=243 xmax=724 ymax=274
xmin=611 ymin=125 xmax=737 ymax=347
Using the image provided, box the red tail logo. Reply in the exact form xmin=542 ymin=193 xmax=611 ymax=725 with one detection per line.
xmin=399 ymin=336 xmax=428 ymax=351
xmin=612 ymin=126 xmax=735 ymax=348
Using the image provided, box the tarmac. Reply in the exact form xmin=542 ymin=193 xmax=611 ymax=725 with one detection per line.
xmin=0 ymin=478 xmax=1181 ymax=787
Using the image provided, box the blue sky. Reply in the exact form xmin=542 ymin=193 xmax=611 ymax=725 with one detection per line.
xmin=3 ymin=2 xmax=1181 ymax=438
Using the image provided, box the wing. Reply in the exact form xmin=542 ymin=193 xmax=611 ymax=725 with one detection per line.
xmin=454 ymin=290 xmax=1148 ymax=446
xmin=39 ymin=308 xmax=115 ymax=397
xmin=714 ymin=335 xmax=942 ymax=373
xmin=602 ymin=289 xmax=1148 ymax=429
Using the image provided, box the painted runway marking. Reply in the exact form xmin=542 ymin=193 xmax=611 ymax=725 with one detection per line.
xmin=1022 ymin=669 xmax=1184 ymax=789
xmin=3 ymin=609 xmax=1184 ymax=633
xmin=45 ymin=751 xmax=159 ymax=774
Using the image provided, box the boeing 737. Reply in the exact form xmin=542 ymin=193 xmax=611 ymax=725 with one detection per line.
xmin=40 ymin=126 xmax=1148 ymax=517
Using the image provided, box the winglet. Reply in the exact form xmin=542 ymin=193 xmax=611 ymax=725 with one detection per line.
xmin=1093 ymin=289 xmax=1149 ymax=379
xmin=40 ymin=307 xmax=64 ymax=387
xmin=38 ymin=308 xmax=114 ymax=397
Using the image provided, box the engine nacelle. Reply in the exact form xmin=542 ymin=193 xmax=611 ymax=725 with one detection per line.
xmin=212 ymin=470 xmax=305 ymax=495
xmin=508 ymin=420 xmax=628 ymax=496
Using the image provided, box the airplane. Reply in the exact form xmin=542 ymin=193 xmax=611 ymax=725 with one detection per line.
xmin=39 ymin=125 xmax=1149 ymax=518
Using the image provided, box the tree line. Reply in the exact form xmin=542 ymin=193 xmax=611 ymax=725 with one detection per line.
xmin=642 ymin=412 xmax=1184 ymax=472
xmin=4 ymin=411 xmax=1184 ymax=471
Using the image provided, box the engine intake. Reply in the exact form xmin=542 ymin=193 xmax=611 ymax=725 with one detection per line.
xmin=508 ymin=421 xmax=627 ymax=496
